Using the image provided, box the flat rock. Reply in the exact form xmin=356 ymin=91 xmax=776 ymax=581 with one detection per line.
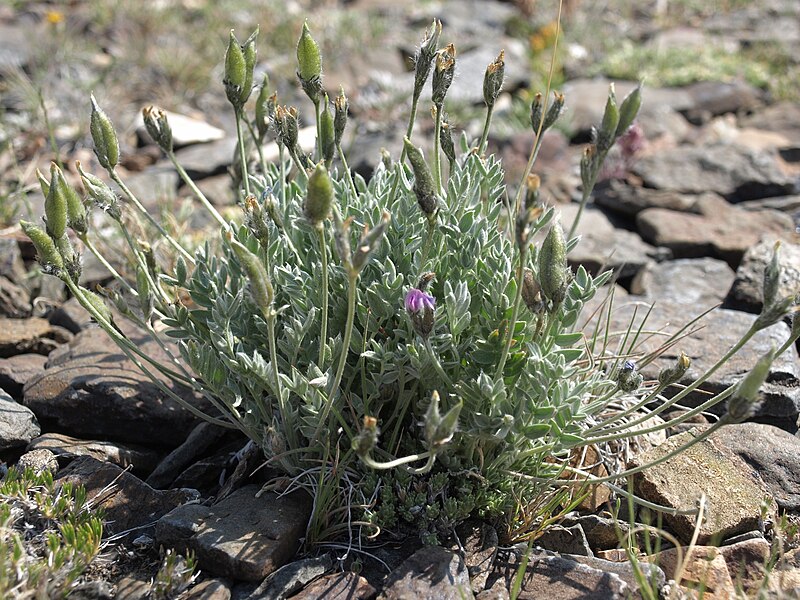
xmin=0 ymin=316 xmax=72 ymax=358
xmin=681 ymin=80 xmax=764 ymax=125
xmin=0 ymin=238 xmax=26 ymax=284
xmin=27 ymin=432 xmax=161 ymax=475
xmin=0 ymin=353 xmax=47 ymax=398
xmin=631 ymin=257 xmax=736 ymax=308
xmin=719 ymin=537 xmax=771 ymax=597
xmin=119 ymin=165 xmax=180 ymax=213
xmin=135 ymin=109 xmax=225 ymax=148
xmin=290 ymin=572 xmax=375 ymax=600
xmin=595 ymin=181 xmax=699 ymax=217
xmin=0 ymin=387 xmax=40 ymax=450
xmin=727 ymin=237 xmax=800 ymax=314
xmin=48 ymin=297 xmax=92 ymax=334
xmin=712 ymin=423 xmax=800 ymax=511
xmin=155 ymin=484 xmax=311 ymax=582
xmin=57 ymin=455 xmax=198 ymax=536
xmin=185 ymin=578 xmax=231 ymax=600
xmin=653 ymin=546 xmax=735 ymax=598
xmin=632 ymin=429 xmax=773 ymax=544
xmin=0 ymin=275 xmax=31 ymax=318
xmin=23 ymin=326 xmax=208 ymax=447
xmin=16 ymin=448 xmax=58 ymax=474
xmin=174 ymin=138 xmax=237 ymax=179
xmin=636 ymin=193 xmax=794 ymax=267
xmin=535 ymin=524 xmax=592 ymax=557
xmin=740 ymin=101 xmax=800 ymax=153
xmin=234 ymin=555 xmax=333 ymax=599
xmin=378 ymin=546 xmax=473 ymax=600
xmin=146 ymin=421 xmax=229 ymax=488
xmin=633 ymin=144 xmax=795 ymax=202
xmin=561 ymin=514 xmax=630 ymax=551
xmin=565 ymin=554 xmax=666 ymax=597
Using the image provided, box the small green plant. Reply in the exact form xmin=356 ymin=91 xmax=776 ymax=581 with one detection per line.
xmin=150 ymin=548 xmax=198 ymax=599
xmin=0 ymin=467 xmax=103 ymax=598
xmin=20 ymin=10 xmax=800 ymax=550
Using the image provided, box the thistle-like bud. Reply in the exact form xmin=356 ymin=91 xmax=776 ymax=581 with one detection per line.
xmin=522 ymin=268 xmax=545 ymax=314
xmin=21 ymin=220 xmax=63 ymax=273
xmin=44 ymin=163 xmax=68 ymax=240
xmin=275 ymin=105 xmax=299 ymax=151
xmin=431 ymin=43 xmax=456 ymax=107
xmin=530 ymin=92 xmax=544 ymax=133
xmin=227 ymin=234 xmax=274 ymax=319
xmin=539 ymin=216 xmax=568 ymax=306
xmin=726 ymin=347 xmax=775 ymax=423
xmin=352 ymin=211 xmax=390 ymax=273
xmin=296 ymin=21 xmax=323 ymax=103
xmin=617 ymin=360 xmax=643 ymax=393
xmin=403 ymin=137 xmax=438 ymax=215
xmin=255 ymin=74 xmax=272 ymax=140
xmin=304 ymin=163 xmax=334 ymax=226
xmin=597 ymin=84 xmax=620 ymax=152
xmin=319 ymin=95 xmax=335 ymax=164
xmin=580 ymin=145 xmax=596 ymax=192
xmin=658 ymin=352 xmax=691 ymax=387
xmin=76 ymin=161 xmax=121 ymax=221
xmin=243 ymin=194 xmax=270 ymax=248
xmin=543 ymin=91 xmax=565 ymax=131
xmin=440 ymin=115 xmax=456 ymax=166
xmin=380 ymin=148 xmax=393 ymax=171
xmin=413 ymin=19 xmax=442 ymax=99
xmin=524 ymin=173 xmax=541 ymax=210
xmin=483 ymin=49 xmax=505 ymax=108
xmin=762 ymin=241 xmax=782 ymax=310
xmin=334 ymin=87 xmax=348 ymax=147
xmin=142 ymin=105 xmax=173 ymax=153
xmin=405 ymin=287 xmax=436 ymax=339
xmin=90 ymin=94 xmax=119 ymax=171
xmin=616 ymin=84 xmax=642 ymax=137
xmin=352 ymin=415 xmax=379 ymax=457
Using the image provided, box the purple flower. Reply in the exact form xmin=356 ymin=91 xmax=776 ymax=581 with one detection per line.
xmin=405 ymin=288 xmax=436 ymax=314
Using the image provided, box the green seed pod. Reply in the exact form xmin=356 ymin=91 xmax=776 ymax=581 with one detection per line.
xmin=81 ymin=286 xmax=113 ymax=325
xmin=403 ymin=137 xmax=438 ymax=215
xmin=762 ymin=241 xmax=782 ymax=310
xmin=616 ymin=84 xmax=642 ymax=137
xmin=90 ymin=94 xmax=119 ymax=170
xmin=332 ymin=210 xmax=353 ymax=273
xmin=224 ymin=30 xmax=247 ymax=108
xmin=658 ymin=351 xmax=691 ymax=387
xmin=228 ymin=234 xmax=274 ymax=319
xmin=726 ymin=347 xmax=775 ymax=422
xmin=542 ymin=91 xmax=565 ymax=131
xmin=334 ymin=87 xmax=348 ymax=147
xmin=296 ymin=22 xmax=323 ymax=103
xmin=522 ymin=268 xmax=545 ymax=313
xmin=136 ymin=266 xmax=153 ymax=319
xmin=142 ymin=105 xmax=173 ymax=153
xmin=21 ymin=220 xmax=63 ymax=272
xmin=431 ymin=43 xmax=456 ymax=107
xmin=440 ymin=117 xmax=456 ymax=166
xmin=597 ymin=84 xmax=619 ymax=152
xmin=240 ymin=27 xmax=258 ymax=107
xmin=414 ymin=19 xmax=442 ymax=99
xmin=49 ymin=163 xmax=87 ymax=235
xmin=36 ymin=168 xmax=50 ymax=198
xmin=433 ymin=398 xmax=462 ymax=447
xmin=175 ymin=255 xmax=188 ymax=286
xmin=76 ymin=161 xmax=120 ymax=220
xmin=255 ymin=74 xmax=271 ymax=139
xmin=319 ymin=95 xmax=335 ymax=164
xmin=539 ymin=217 xmax=568 ymax=306
xmin=530 ymin=92 xmax=544 ymax=133
xmin=580 ymin=145 xmax=596 ymax=192
xmin=44 ymin=162 xmax=68 ymax=239
xmin=304 ymin=163 xmax=334 ymax=226
xmin=482 ymin=49 xmax=505 ymax=108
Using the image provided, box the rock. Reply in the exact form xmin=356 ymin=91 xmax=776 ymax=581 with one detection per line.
xmin=155 ymin=484 xmax=311 ymax=582
xmin=740 ymin=102 xmax=800 ymax=155
xmin=557 ymin=203 xmax=668 ymax=280
xmin=739 ymin=195 xmax=800 ymax=228
xmin=57 ymin=456 xmax=198 ymax=537
xmin=146 ymin=422 xmax=230 ymax=488
xmin=171 ymin=453 xmax=230 ymax=492
xmin=16 ymin=448 xmax=58 ymax=474
xmin=0 ymin=316 xmax=72 ymax=357
xmin=636 ymin=194 xmax=794 ymax=267
xmin=0 ymin=387 xmax=40 ymax=450
xmin=234 ymin=555 xmax=333 ymax=599
xmin=440 ymin=42 xmax=528 ymax=105
xmin=565 ymin=554 xmax=666 ymax=597
xmin=119 ymin=165 xmax=180 ymax=213
xmin=632 ymin=429 xmax=773 ymax=544
xmin=0 ymin=238 xmax=26 ymax=284
xmin=27 ymin=432 xmax=161 ymax=475
xmin=654 ymin=546 xmax=735 ymax=599
xmin=135 ymin=110 xmax=225 ymax=148
xmin=0 ymin=275 xmax=31 ymax=318
xmin=594 ymin=181 xmax=697 ymax=217
xmin=115 ymin=575 xmax=152 ymax=600
xmin=712 ymin=423 xmax=800 ymax=511
xmin=455 ymin=521 xmax=498 ymax=594
xmin=536 ymin=524 xmax=593 ymax=557
xmin=719 ymin=537 xmax=770 ymax=597
xmin=193 ymin=174 xmax=237 ymax=207
xmin=726 ymin=237 xmax=800 ymax=314
xmin=185 ymin=578 xmax=232 ymax=600
xmin=631 ymin=257 xmax=736 ymax=307
xmin=681 ymin=80 xmax=764 ymax=125
xmin=0 ymin=22 xmax=35 ymax=69
xmin=49 ymin=297 xmax=92 ymax=334
xmin=23 ymin=327 xmax=209 ymax=447
xmin=561 ymin=515 xmax=629 ymax=552
xmin=633 ymin=144 xmax=795 ymax=202
xmin=475 ymin=580 xmax=509 ymax=600
xmin=0 ymin=353 xmax=47 ymax=398
xmin=378 ymin=546 xmax=473 ymax=599
xmin=174 ymin=138 xmax=237 ymax=179
xmin=290 ymin=572 xmax=376 ymax=600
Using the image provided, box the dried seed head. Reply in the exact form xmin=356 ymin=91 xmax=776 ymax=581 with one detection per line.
xmin=403 ymin=137 xmax=438 ymax=215
xmin=580 ymin=145 xmax=596 ymax=191
xmin=142 ymin=105 xmax=173 ymax=153
xmin=332 ymin=210 xmax=353 ymax=273
xmin=522 ymin=268 xmax=546 ymax=313
xmin=352 ymin=415 xmax=379 ymax=457
xmin=431 ymin=43 xmax=456 ymax=107
xmin=352 ymin=211 xmax=390 ymax=273
xmin=482 ymin=49 xmax=505 ymax=108
xmin=296 ymin=21 xmax=323 ymax=103
xmin=304 ymin=163 xmax=334 ymax=226
xmin=90 ymin=94 xmax=119 ymax=170
xmin=530 ymin=92 xmax=544 ymax=133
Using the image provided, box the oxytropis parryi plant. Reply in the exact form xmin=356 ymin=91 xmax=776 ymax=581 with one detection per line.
xmin=21 ymin=19 xmax=800 ymax=546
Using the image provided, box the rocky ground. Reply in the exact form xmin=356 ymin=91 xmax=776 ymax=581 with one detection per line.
xmin=1 ymin=0 xmax=800 ymax=598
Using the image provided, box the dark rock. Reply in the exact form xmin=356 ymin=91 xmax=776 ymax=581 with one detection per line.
xmin=378 ymin=546 xmax=473 ymax=599
xmin=185 ymin=578 xmax=232 ymax=600
xmin=712 ymin=423 xmax=800 ymax=511
xmin=595 ymin=181 xmax=699 ymax=217
xmin=681 ymin=80 xmax=764 ymax=125
xmin=631 ymin=257 xmax=736 ymax=307
xmin=536 ymin=524 xmax=593 ymax=557
xmin=155 ymin=484 xmax=311 ymax=582
xmin=27 ymin=432 xmax=160 ymax=475
xmin=234 ymin=555 xmax=333 ymax=600
xmin=0 ymin=353 xmax=47 ymax=398
xmin=57 ymin=456 xmax=198 ymax=537
xmin=632 ymin=429 xmax=772 ymax=544
xmin=23 ymin=327 xmax=210 ymax=447
xmin=146 ymin=422 xmax=229 ymax=488
xmin=49 ymin=297 xmax=92 ymax=334
xmin=727 ymin=237 xmax=800 ymax=314
xmin=0 ymin=387 xmax=40 ymax=450
xmin=290 ymin=572 xmax=376 ymax=600
xmin=454 ymin=521 xmax=498 ymax=594
xmin=561 ymin=514 xmax=629 ymax=551
xmin=564 ymin=554 xmax=666 ymax=598
xmin=0 ymin=238 xmax=26 ymax=284
xmin=171 ymin=453 xmax=230 ymax=492
xmin=636 ymin=194 xmax=794 ymax=267
xmin=16 ymin=448 xmax=58 ymax=474
xmin=0 ymin=316 xmax=72 ymax=358
xmin=719 ymin=537 xmax=771 ymax=598
xmin=0 ymin=275 xmax=31 ymax=318
xmin=115 ymin=575 xmax=151 ymax=600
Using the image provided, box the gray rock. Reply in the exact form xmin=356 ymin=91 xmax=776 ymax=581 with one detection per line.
xmin=0 ymin=388 xmax=40 ymax=450
xmin=0 ymin=316 xmax=72 ymax=358
xmin=636 ymin=194 xmax=794 ymax=267
xmin=185 ymin=578 xmax=231 ymax=600
xmin=561 ymin=514 xmax=629 ymax=551
xmin=536 ymin=524 xmax=593 ymax=557
xmin=455 ymin=521 xmax=498 ymax=594
xmin=0 ymin=353 xmax=48 ymax=398
xmin=119 ymin=165 xmax=180 ymax=213
xmin=135 ymin=110 xmax=225 ymax=148
xmin=0 ymin=275 xmax=31 ymax=318
xmin=57 ymin=456 xmax=198 ymax=537
xmin=156 ymin=485 xmax=311 ymax=582
xmin=193 ymin=174 xmax=237 ymax=207
xmin=288 ymin=572 xmax=376 ymax=600
xmin=631 ymin=257 xmax=736 ymax=308
xmin=443 ymin=41 xmax=529 ymax=105
xmin=633 ymin=144 xmax=795 ymax=202
xmin=16 ymin=448 xmax=58 ymax=475
xmin=564 ymin=554 xmax=666 ymax=598
xmin=719 ymin=537 xmax=771 ymax=598
xmin=740 ymin=102 xmax=800 ymax=155
xmin=27 ymin=432 xmax=160 ymax=475
xmin=738 ymin=195 xmax=800 ymax=229
xmin=174 ymin=138 xmax=237 ymax=179
xmin=23 ymin=327 xmax=208 ymax=447
xmin=115 ymin=575 xmax=152 ymax=600
xmin=727 ymin=237 xmax=800 ymax=314
xmin=378 ymin=546 xmax=474 ymax=599
xmin=0 ymin=238 xmax=26 ymax=284
xmin=146 ymin=422 xmax=229 ymax=488
xmin=595 ymin=181 xmax=699 ymax=217
xmin=234 ymin=555 xmax=333 ymax=600
xmin=681 ymin=80 xmax=764 ymax=125
xmin=712 ymin=423 xmax=800 ymax=511
xmin=48 ymin=297 xmax=92 ymax=334
xmin=475 ymin=580 xmax=509 ymax=600
xmin=0 ymin=22 xmax=35 ymax=70
xmin=632 ymin=429 xmax=773 ymax=544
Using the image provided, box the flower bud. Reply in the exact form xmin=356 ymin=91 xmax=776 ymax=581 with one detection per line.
xmin=524 ymin=173 xmax=541 ymax=210
xmin=55 ymin=234 xmax=81 ymax=280
xmin=228 ymin=234 xmax=274 ymax=319
xmin=255 ymin=74 xmax=271 ymax=139
xmin=424 ymin=391 xmax=461 ymax=448
xmin=296 ymin=21 xmax=323 ymax=103
xmin=76 ymin=161 xmax=121 ymax=221
xmin=352 ymin=211 xmax=390 ymax=273
xmin=543 ymin=91 xmax=565 ymax=131
xmin=21 ymin=220 xmax=63 ymax=272
xmin=413 ymin=19 xmax=442 ymax=98
xmin=240 ymin=28 xmax=258 ymax=106
xmin=539 ymin=217 xmax=568 ymax=306
xmin=403 ymin=137 xmax=438 ymax=215
xmin=658 ymin=352 xmax=691 ymax=387
xmin=440 ymin=116 xmax=456 ymax=166
xmin=304 ymin=163 xmax=334 ymax=226
xmin=530 ymin=92 xmax=544 ymax=133
xmin=319 ymin=95 xmax=335 ymax=164
xmin=90 ymin=94 xmax=119 ymax=170
xmin=580 ymin=145 xmax=596 ymax=192
xmin=616 ymin=84 xmax=642 ymax=137
xmin=44 ymin=162 xmax=68 ymax=239
xmin=482 ymin=49 xmax=505 ymax=108
xmin=617 ymin=360 xmax=643 ymax=393
xmin=142 ymin=105 xmax=173 ymax=153
xmin=334 ymin=87 xmax=348 ymax=147
xmin=352 ymin=415 xmax=379 ymax=457
xmin=522 ymin=268 xmax=545 ymax=313
xmin=597 ymin=84 xmax=619 ymax=152
xmin=405 ymin=287 xmax=436 ymax=338
xmin=726 ymin=347 xmax=775 ymax=422
xmin=332 ymin=210 xmax=353 ymax=273
xmin=275 ymin=105 xmax=299 ymax=151
xmin=431 ymin=43 xmax=456 ymax=107
xmin=243 ymin=194 xmax=270 ymax=247
xmin=762 ymin=241 xmax=782 ymax=310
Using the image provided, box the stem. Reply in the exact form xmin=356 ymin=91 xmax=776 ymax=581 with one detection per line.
xmin=235 ymin=109 xmax=251 ymax=197
xmin=417 ymin=218 xmax=436 ymax=275
xmin=495 ymin=253 xmax=526 ymax=379
xmin=424 ymin=338 xmax=453 ymax=387
xmin=267 ymin=314 xmax=295 ymax=446
xmin=245 ymin=118 xmax=269 ymax=177
xmin=291 ymin=148 xmax=309 ymax=184
xmin=317 ymin=225 xmax=329 ymax=367
xmin=109 ymin=170 xmax=194 ymax=265
xmin=78 ymin=233 xmax=137 ymax=297
xmin=432 ymin=104 xmax=443 ymax=196
xmin=314 ymin=99 xmax=322 ymax=161
xmin=399 ymin=92 xmax=421 ymax=163
xmin=279 ymin=144 xmax=287 ymax=209
xmin=478 ymin=103 xmax=494 ymax=156
xmin=337 ymin=143 xmax=358 ymax=200
xmin=359 ymin=449 xmax=436 ymax=473
xmin=568 ymin=183 xmax=593 ymax=240
xmin=167 ymin=151 xmax=228 ymax=229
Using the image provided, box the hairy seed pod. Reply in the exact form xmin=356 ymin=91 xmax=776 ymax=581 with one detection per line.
xmin=334 ymin=87 xmax=348 ymax=147
xmin=240 ymin=28 xmax=258 ymax=107
xmin=319 ymin=95 xmax=335 ymax=163
xmin=21 ymin=220 xmax=63 ymax=272
xmin=726 ymin=347 xmax=775 ymax=422
xmin=530 ymin=92 xmax=544 ymax=133
xmin=255 ymin=74 xmax=271 ymax=139
xmin=36 ymin=168 xmax=50 ymax=197
xmin=224 ymin=30 xmax=246 ymax=108
xmin=440 ymin=117 xmax=456 ymax=165
xmin=542 ymin=91 xmax=565 ymax=131
xmin=296 ymin=21 xmax=323 ymax=103
xmin=403 ymin=137 xmax=438 ymax=215
xmin=228 ymin=235 xmax=274 ymax=319
xmin=76 ymin=161 xmax=120 ymax=221
xmin=597 ymin=84 xmax=619 ymax=152
xmin=431 ymin=43 xmax=456 ymax=107
xmin=44 ymin=163 xmax=68 ymax=239
xmin=482 ymin=49 xmax=505 ymax=108
xmin=142 ymin=105 xmax=173 ymax=153
xmin=539 ymin=218 xmax=568 ymax=306
xmin=413 ymin=19 xmax=442 ymax=99
xmin=522 ymin=268 xmax=545 ymax=313
xmin=616 ymin=84 xmax=642 ymax=137
xmin=90 ymin=94 xmax=119 ymax=170
xmin=304 ymin=163 xmax=334 ymax=225
xmin=49 ymin=163 xmax=87 ymax=235
xmin=81 ymin=286 xmax=113 ymax=325
xmin=658 ymin=351 xmax=691 ymax=387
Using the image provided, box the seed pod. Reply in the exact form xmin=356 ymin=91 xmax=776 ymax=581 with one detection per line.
xmin=482 ymin=49 xmax=505 ymax=108
xmin=36 ymin=168 xmax=50 ymax=197
xmin=403 ymin=137 xmax=438 ymax=215
xmin=762 ymin=241 xmax=782 ymax=310
xmin=142 ymin=105 xmax=173 ymax=153
xmin=44 ymin=163 xmax=68 ymax=239
xmin=530 ymin=92 xmax=544 ymax=133
xmin=597 ymin=84 xmax=619 ymax=152
xmin=413 ymin=19 xmax=442 ymax=99
xmin=304 ymin=163 xmax=334 ymax=225
xmin=580 ymin=145 xmax=596 ymax=192
xmin=240 ymin=28 xmax=258 ymax=107
xmin=50 ymin=163 xmax=87 ymax=235
xmin=224 ymin=30 xmax=247 ymax=108
xmin=319 ymin=95 xmax=335 ymax=164
xmin=255 ymin=74 xmax=271 ymax=139
xmin=76 ymin=161 xmax=120 ymax=220
xmin=334 ymin=87 xmax=348 ymax=147
xmin=539 ymin=217 xmax=568 ymax=306
xmin=431 ymin=43 xmax=456 ymax=107
xmin=542 ymin=91 xmax=565 ymax=131
xmin=726 ymin=347 xmax=775 ymax=422
xmin=80 ymin=286 xmax=113 ymax=325
xmin=90 ymin=94 xmax=119 ymax=170
xmin=522 ymin=268 xmax=545 ymax=313
xmin=55 ymin=233 xmax=80 ymax=280
xmin=352 ymin=211 xmax=390 ymax=273
xmin=136 ymin=266 xmax=153 ymax=319
xmin=658 ymin=352 xmax=691 ymax=387
xmin=616 ymin=84 xmax=642 ymax=137
xmin=296 ymin=21 xmax=323 ymax=103
xmin=439 ymin=117 xmax=456 ymax=166
xmin=21 ymin=220 xmax=63 ymax=272
xmin=228 ymin=235 xmax=274 ymax=319
xmin=332 ymin=210 xmax=353 ymax=273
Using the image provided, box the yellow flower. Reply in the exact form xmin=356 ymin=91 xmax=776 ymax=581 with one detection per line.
xmin=45 ymin=10 xmax=65 ymax=25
